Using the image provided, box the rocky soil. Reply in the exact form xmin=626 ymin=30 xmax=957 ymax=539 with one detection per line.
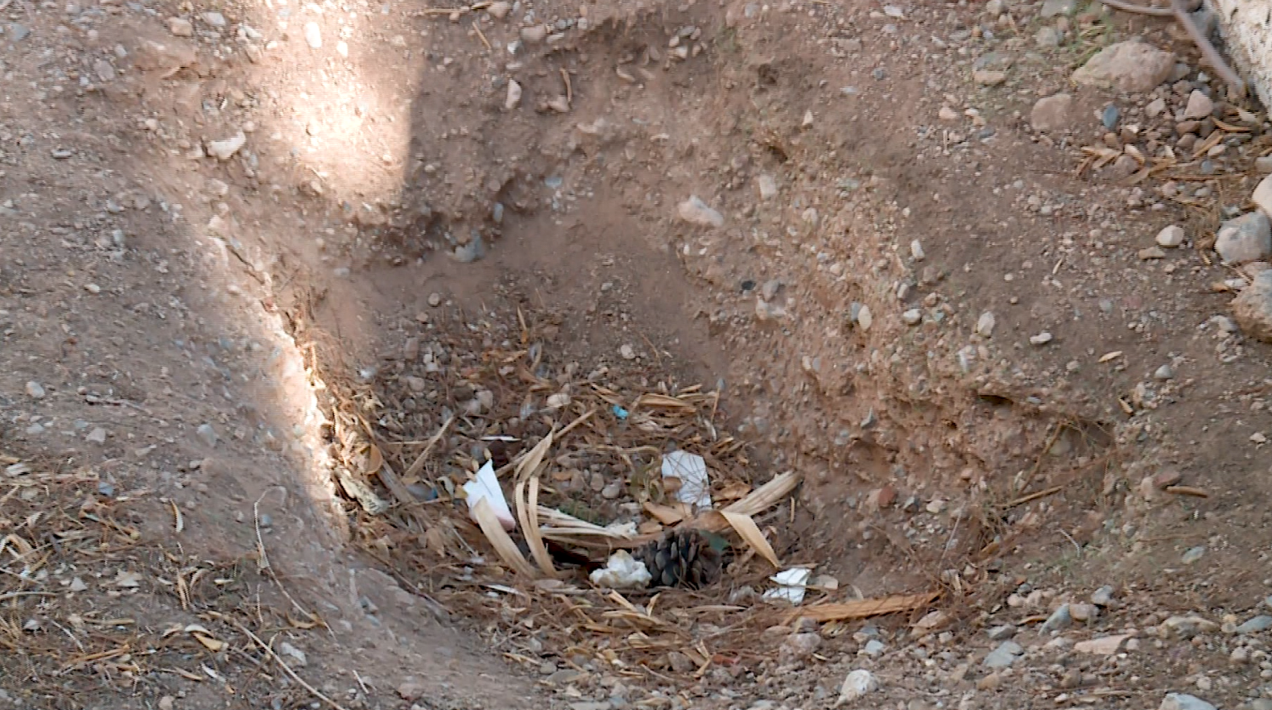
xmin=6 ymin=0 xmax=1272 ymax=709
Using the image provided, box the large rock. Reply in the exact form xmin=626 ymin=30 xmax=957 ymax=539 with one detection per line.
xmin=1233 ymin=271 xmax=1272 ymax=343
xmin=1031 ymin=93 xmax=1072 ymax=132
xmin=1072 ymin=41 xmax=1174 ymax=93
xmin=1215 ymin=212 xmax=1272 ymax=265
xmin=1252 ymin=174 xmax=1272 ymax=216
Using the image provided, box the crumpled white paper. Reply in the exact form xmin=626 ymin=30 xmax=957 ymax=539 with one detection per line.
xmin=661 ymin=450 xmax=712 ymax=510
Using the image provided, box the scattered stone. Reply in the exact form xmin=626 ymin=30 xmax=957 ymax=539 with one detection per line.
xmin=279 ymin=641 xmax=307 ymax=666
xmin=9 ymin=23 xmax=30 ymax=41
xmin=910 ymin=239 xmax=925 ymax=261
xmin=757 ymin=174 xmax=778 ymax=200
xmin=902 ymin=309 xmax=922 ymax=325
xmin=168 ymin=17 xmax=193 ymax=36
xmin=1154 ymin=364 xmax=1175 ymax=380
xmin=1091 ymin=585 xmax=1115 ymax=606
xmin=862 ymin=639 xmax=885 ymax=656
xmin=86 ymin=427 xmax=107 ymax=444
xmin=855 ymin=304 xmax=872 ymax=331
xmin=1070 ymin=603 xmax=1098 ymax=622
xmin=677 ymin=196 xmax=724 ymax=228
xmin=984 ymin=641 xmax=1023 ymax=668
xmin=1139 ymin=246 xmax=1166 ymax=260
xmin=520 ymin=24 xmax=548 ymax=44
xmin=196 ymin=423 xmax=219 ymax=448
xmin=1146 ymin=97 xmax=1167 ymax=118
xmin=505 ymin=79 xmax=522 ymax=110
xmin=1215 ymin=212 xmax=1272 ymax=265
xmin=1041 ymin=0 xmax=1076 ymax=16
xmin=1156 ymin=224 xmax=1185 ymax=248
xmin=25 ymin=381 xmax=45 ymax=399
xmin=93 ymin=59 xmax=116 ymax=82
xmin=453 ymin=236 xmax=486 ymax=263
xmin=1031 ymin=93 xmax=1072 ymax=132
xmin=973 ymin=69 xmax=1007 ymax=86
xmin=1162 ymin=615 xmax=1218 ymax=638
xmin=1029 ymin=332 xmax=1053 ymax=346
xmin=1041 ymin=604 xmax=1072 ymax=632
xmin=1160 ymin=694 xmax=1217 ymax=710
xmin=303 ymin=22 xmax=322 ymax=49
xmin=667 ymin=651 xmax=696 ymax=674
xmin=1072 ymin=40 xmax=1174 ymax=93
xmin=206 ymin=131 xmax=247 ymax=160
xmin=987 ymin=625 xmax=1016 ymax=640
xmin=1074 ymin=634 xmax=1131 ymax=655
xmin=69 ymin=577 xmax=88 ymax=592
xmin=397 ymin=678 xmax=427 ymax=701
xmin=1256 ymin=156 xmax=1272 ymax=174
xmin=780 ymin=632 xmax=822 ymax=662
xmin=486 ymin=1 xmax=511 ymax=18
xmin=202 ymin=11 xmax=227 ymax=27
xmin=939 ymin=105 xmax=959 ymax=121
xmin=1252 ymin=174 xmax=1272 ymax=216
xmin=619 ymin=344 xmax=637 ymax=360
xmin=1183 ymin=90 xmax=1214 ymax=120
xmin=1237 ymin=615 xmax=1272 ymax=634
xmin=1181 ymin=546 xmax=1205 ymax=564
xmin=836 ymin=669 xmax=879 ymax=706
xmin=1035 ymin=26 xmax=1062 ymax=48
xmin=976 ymin=311 xmax=996 ymax=337
xmin=1233 ymin=271 xmax=1272 ymax=342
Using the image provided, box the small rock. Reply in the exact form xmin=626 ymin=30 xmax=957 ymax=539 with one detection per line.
xmin=667 ymin=651 xmax=696 ymax=674
xmin=1029 ymin=332 xmax=1053 ymax=346
xmin=1074 ymin=634 xmax=1130 ymax=655
xmin=279 ymin=641 xmax=307 ymax=666
xmin=1233 ymin=271 xmax=1272 ymax=342
xmin=1163 ymin=615 xmax=1218 ymax=638
xmin=1160 ymin=694 xmax=1217 ymax=710
xmin=1031 ymin=93 xmax=1072 ymax=132
xmin=9 ymin=22 xmax=30 ymax=41
xmin=1070 ymin=603 xmax=1099 ymax=622
xmin=520 ymin=24 xmax=548 ymax=44
xmin=862 ymin=639 xmax=885 ymax=656
xmin=1072 ymin=40 xmax=1174 ymax=93
xmin=1091 ymin=585 xmax=1115 ymax=606
xmin=69 ymin=577 xmax=88 ymax=592
xmin=206 ymin=131 xmax=247 ymax=160
xmin=836 ymin=669 xmax=879 ymax=706
xmin=973 ymin=70 xmax=1008 ymax=86
xmin=1156 ymin=224 xmax=1185 ymax=248
xmin=1183 ymin=90 xmax=1214 ymax=120
xmin=855 ymin=304 xmax=872 ymax=331
xmin=910 ymin=239 xmax=925 ymax=261
xmin=303 ymin=22 xmax=322 ymax=48
xmin=757 ymin=174 xmax=778 ymax=200
xmin=196 ymin=423 xmax=219 ymax=448
xmin=486 ymin=1 xmax=511 ymax=18
xmin=1041 ymin=604 xmax=1072 ymax=632
xmin=168 ymin=17 xmax=193 ymax=36
xmin=780 ymin=632 xmax=822 ymax=662
xmin=1237 ymin=615 xmax=1272 ymax=634
xmin=505 ymin=79 xmax=522 ymax=110
xmin=987 ymin=624 xmax=1016 ymax=640
xmin=1040 ymin=0 xmax=1076 ymax=16
xmin=1035 ymin=26 xmax=1062 ymax=48
xmin=1154 ymin=364 xmax=1175 ymax=380
xmin=976 ymin=311 xmax=996 ymax=337
xmin=25 ymin=381 xmax=46 ymax=399
xmin=1215 ymin=212 xmax=1272 ymax=265
xmin=1181 ymin=546 xmax=1205 ymax=564
xmin=1255 ymin=156 xmax=1272 ymax=174
xmin=201 ymin=11 xmax=226 ymax=26
xmin=1145 ymin=97 xmax=1167 ymax=118
xmin=397 ymin=678 xmax=427 ymax=701
xmin=1139 ymin=247 xmax=1166 ymax=260
xmin=984 ymin=641 xmax=1023 ymax=668
xmin=1252 ymin=174 xmax=1272 ymax=216
xmin=428 ymin=292 xmax=442 ymax=307
xmin=93 ymin=59 xmax=116 ymax=82
xmin=902 ymin=309 xmax=922 ymax=325
xmin=86 ymin=427 xmax=107 ymax=444
xmin=939 ymin=106 xmax=959 ymax=121
xmin=677 ymin=196 xmax=724 ymax=228
xmin=619 ymin=344 xmax=637 ymax=360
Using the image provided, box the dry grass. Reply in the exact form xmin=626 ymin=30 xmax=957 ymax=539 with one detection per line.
xmin=0 ymin=453 xmax=333 ymax=708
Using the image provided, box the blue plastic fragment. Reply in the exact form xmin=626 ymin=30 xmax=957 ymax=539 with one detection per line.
xmin=612 ymin=405 xmax=629 ymax=420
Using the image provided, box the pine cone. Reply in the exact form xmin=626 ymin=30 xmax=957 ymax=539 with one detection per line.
xmin=635 ymin=529 xmax=721 ymax=589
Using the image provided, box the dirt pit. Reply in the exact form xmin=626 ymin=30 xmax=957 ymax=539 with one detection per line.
xmin=6 ymin=0 xmax=1272 ymax=708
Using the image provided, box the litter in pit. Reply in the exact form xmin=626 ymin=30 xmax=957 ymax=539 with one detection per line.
xmin=315 ymin=310 xmax=938 ymax=679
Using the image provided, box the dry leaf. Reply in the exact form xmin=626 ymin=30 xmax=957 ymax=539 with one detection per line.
xmin=114 ymin=570 xmax=142 ymax=588
xmin=644 ymin=502 xmax=686 ymax=525
xmin=515 ymin=475 xmax=556 ymax=577
xmin=474 ymin=497 xmax=535 ymax=577
xmin=721 ymin=511 xmax=779 ymax=568
xmin=793 ymin=592 xmax=939 ymax=623
xmin=192 ymin=632 xmax=226 ymax=652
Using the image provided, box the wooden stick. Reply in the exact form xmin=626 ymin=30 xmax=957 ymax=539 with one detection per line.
xmin=230 ymin=620 xmax=351 ymax=710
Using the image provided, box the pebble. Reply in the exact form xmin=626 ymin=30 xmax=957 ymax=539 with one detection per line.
xmin=1237 ymin=615 xmax=1272 ymax=634
xmin=201 ymin=11 xmax=226 ymax=27
xmin=1256 ymin=156 xmax=1272 ymax=174
xmin=976 ymin=311 xmax=996 ymax=337
xmin=757 ymin=174 xmax=778 ymax=200
xmin=619 ymin=344 xmax=636 ymax=360
xmin=973 ymin=70 xmax=1007 ymax=86
xmin=25 ymin=381 xmax=45 ymax=399
xmin=1233 ymin=272 xmax=1272 ymax=342
xmin=1154 ymin=364 xmax=1175 ymax=380
xmin=505 ymin=79 xmax=522 ymax=110
xmin=1072 ymin=40 xmax=1174 ymax=93
xmin=1074 ymin=633 xmax=1131 ymax=655
xmin=780 ymin=632 xmax=822 ymax=661
xmin=862 ymin=639 xmax=885 ymax=656
xmin=94 ymin=59 xmax=116 ymax=82
xmin=987 ymin=624 xmax=1016 ymax=640
xmin=486 ymin=1 xmax=511 ymax=18
xmin=1070 ymin=603 xmax=1098 ymax=622
xmin=196 ymin=423 xmax=219 ymax=448
xmin=837 ymin=669 xmax=879 ymax=704
xmin=1181 ymin=546 xmax=1206 ymax=564
xmin=303 ymin=22 xmax=322 ymax=49
xmin=9 ymin=22 xmax=30 ymax=41
xmin=1252 ymin=174 xmax=1272 ymax=216
xmin=1030 ymin=93 xmax=1072 ymax=132
xmin=667 ymin=651 xmax=696 ymax=674
xmin=677 ymin=196 xmax=724 ymax=228
xmin=428 ymin=292 xmax=442 ymax=307
xmin=1160 ymin=694 xmax=1217 ymax=710
xmin=1041 ymin=604 xmax=1072 ymax=632
xmin=1040 ymin=0 xmax=1076 ymax=16
xmin=910 ymin=239 xmax=925 ymax=261
xmin=855 ymin=304 xmax=872 ymax=331
xmin=86 ymin=427 xmax=107 ymax=444
xmin=168 ymin=17 xmax=193 ymax=36
xmin=69 ymin=577 xmax=88 ymax=592
xmin=1035 ymin=26 xmax=1062 ymax=48
xmin=520 ymin=24 xmax=548 ymax=44
xmin=207 ymin=131 xmax=247 ymax=160
xmin=1156 ymin=224 xmax=1185 ymax=248
xmin=984 ymin=640 xmax=1023 ymax=668
xmin=902 ymin=309 xmax=922 ymax=325
xmin=1215 ymin=212 xmax=1272 ymax=265
xmin=279 ymin=641 xmax=307 ymax=666
xmin=1029 ymin=332 xmax=1053 ymax=346
xmin=1183 ymin=90 xmax=1214 ymax=120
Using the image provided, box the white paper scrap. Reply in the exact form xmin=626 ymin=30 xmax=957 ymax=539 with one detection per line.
xmin=661 ymin=450 xmax=712 ymax=510
xmin=462 ymin=460 xmax=515 ymax=531
xmin=763 ymin=567 xmax=813 ymax=604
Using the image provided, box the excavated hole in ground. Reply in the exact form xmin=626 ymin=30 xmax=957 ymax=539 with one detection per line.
xmin=289 ymin=1 xmax=1130 ymax=685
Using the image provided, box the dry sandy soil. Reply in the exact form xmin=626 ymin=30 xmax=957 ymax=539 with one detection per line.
xmin=6 ymin=0 xmax=1272 ymax=708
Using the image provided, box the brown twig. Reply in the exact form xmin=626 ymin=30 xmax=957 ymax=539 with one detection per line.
xmin=253 ymin=488 xmax=322 ymax=629
xmin=227 ymin=618 xmax=351 ymax=710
